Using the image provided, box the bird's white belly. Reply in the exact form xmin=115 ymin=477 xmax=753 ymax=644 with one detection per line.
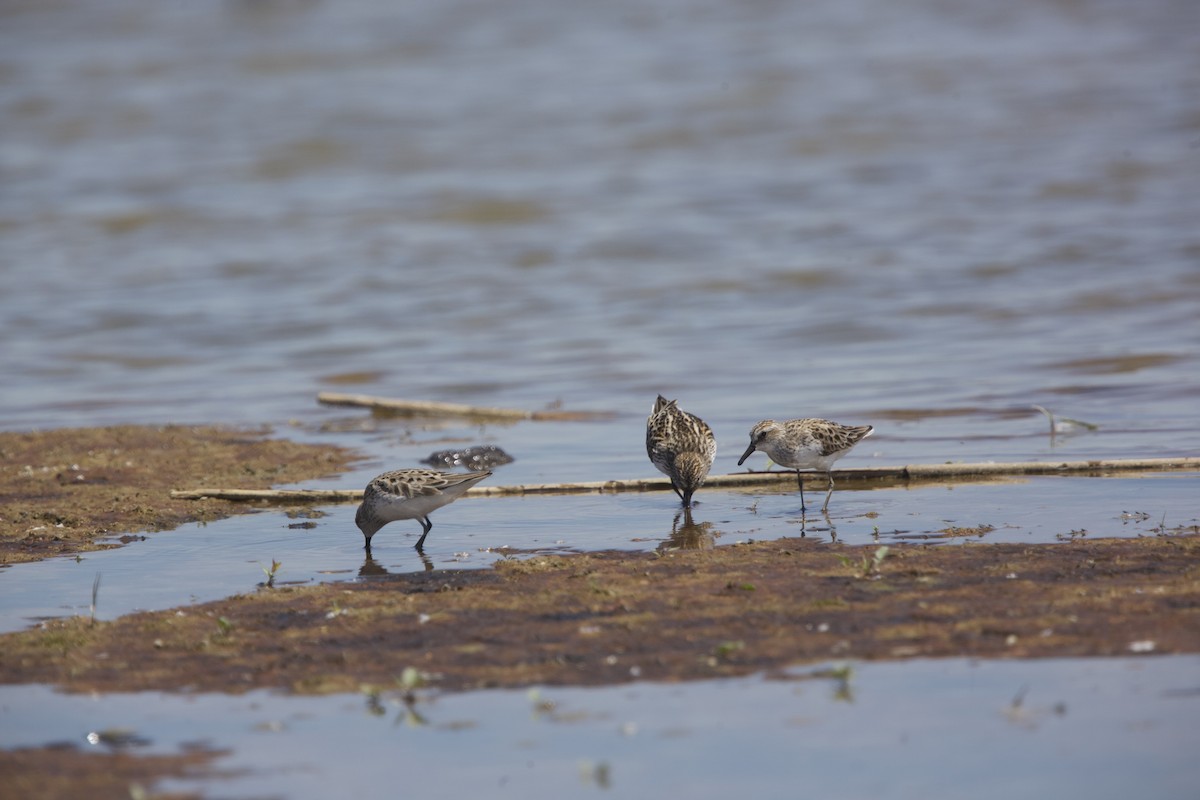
xmin=762 ymin=441 xmax=834 ymax=471
xmin=375 ymin=491 xmax=452 ymax=522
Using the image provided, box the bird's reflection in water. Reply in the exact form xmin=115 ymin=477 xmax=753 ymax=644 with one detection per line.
xmin=364 ymin=689 xmax=430 ymax=727
xmin=358 ymin=556 xmax=389 ymax=578
xmin=793 ymin=509 xmax=838 ymax=542
xmin=659 ymin=507 xmax=717 ymax=552
xmin=358 ymin=551 xmax=434 ymax=578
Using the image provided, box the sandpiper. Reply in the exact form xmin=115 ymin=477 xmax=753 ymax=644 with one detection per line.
xmin=354 ymin=468 xmax=491 ymax=552
xmin=737 ymin=418 xmax=873 ymax=512
xmin=646 ymin=394 xmax=717 ymax=507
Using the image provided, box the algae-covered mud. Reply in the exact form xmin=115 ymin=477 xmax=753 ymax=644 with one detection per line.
xmin=2 ymin=426 xmax=1197 ymax=695
xmin=0 ymin=743 xmax=224 ymax=800
xmin=4 ymin=424 xmax=1195 ymax=800
xmin=0 ymin=426 xmax=358 ymax=565
xmin=4 ymin=533 xmax=1196 ymax=695
xmin=1 ymin=427 xmax=1196 ymax=798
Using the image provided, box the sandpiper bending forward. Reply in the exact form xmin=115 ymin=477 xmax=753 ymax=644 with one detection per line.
xmin=355 ymin=468 xmax=491 ymax=552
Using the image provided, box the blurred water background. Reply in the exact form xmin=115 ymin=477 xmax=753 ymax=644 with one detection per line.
xmin=2 ymin=0 xmax=1197 ymax=476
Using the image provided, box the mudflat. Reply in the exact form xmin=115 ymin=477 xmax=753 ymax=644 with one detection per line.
xmin=2 ymin=425 xmax=1196 ymax=695
xmin=2 ymin=425 xmax=1197 ymax=795
xmin=0 ymin=425 xmax=359 ymax=565
xmin=3 ymin=533 xmax=1197 ymax=695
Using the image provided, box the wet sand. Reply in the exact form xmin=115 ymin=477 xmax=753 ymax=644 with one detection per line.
xmin=3 ymin=529 xmax=1197 ymax=695
xmin=3 ymin=425 xmax=1198 ymax=697
xmin=0 ymin=744 xmax=223 ymax=800
xmin=0 ymin=426 xmax=359 ymax=565
xmin=2 ymin=426 xmax=1197 ymax=795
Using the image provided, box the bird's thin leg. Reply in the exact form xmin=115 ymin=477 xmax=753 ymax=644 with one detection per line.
xmin=363 ymin=537 xmax=373 ymax=554
xmin=822 ymin=471 xmax=835 ymax=512
xmin=414 ymin=517 xmax=433 ymax=551
xmin=681 ymin=488 xmax=694 ymax=508
xmin=796 ymin=471 xmax=807 ymax=513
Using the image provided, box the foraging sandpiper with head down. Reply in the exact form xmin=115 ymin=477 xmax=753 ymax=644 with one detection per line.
xmin=737 ymin=418 xmax=873 ymax=512
xmin=646 ymin=394 xmax=717 ymax=507
xmin=354 ymin=468 xmax=491 ymax=552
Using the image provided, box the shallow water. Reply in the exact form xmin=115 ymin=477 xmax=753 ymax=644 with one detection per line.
xmin=2 ymin=656 xmax=1197 ymax=799
xmin=1 ymin=0 xmax=1196 ymax=556
xmin=2 ymin=0 xmax=1198 ymax=793
xmin=1 ymin=0 xmax=1197 ymax=452
xmin=1 ymin=472 xmax=1194 ymax=633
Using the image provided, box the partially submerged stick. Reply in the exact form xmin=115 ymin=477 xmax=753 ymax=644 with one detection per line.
xmin=171 ymin=456 xmax=1199 ymax=503
xmin=316 ymin=392 xmax=616 ymax=422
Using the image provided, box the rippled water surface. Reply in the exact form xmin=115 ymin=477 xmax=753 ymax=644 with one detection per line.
xmin=2 ymin=656 xmax=1198 ymax=799
xmin=2 ymin=0 xmax=1197 ymax=452
xmin=2 ymin=0 xmax=1197 ymax=793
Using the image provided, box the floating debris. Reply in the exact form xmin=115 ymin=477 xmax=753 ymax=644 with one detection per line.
xmin=317 ymin=392 xmax=616 ymax=422
xmin=86 ymin=728 xmax=151 ymax=749
xmin=421 ymin=445 xmax=514 ymax=470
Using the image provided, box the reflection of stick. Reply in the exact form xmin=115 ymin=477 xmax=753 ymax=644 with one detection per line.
xmin=171 ymin=456 xmax=1200 ymax=503
xmin=316 ymin=392 xmax=615 ymax=422
xmin=90 ymin=573 xmax=101 ymax=626
xmin=1032 ymin=404 xmax=1099 ymax=435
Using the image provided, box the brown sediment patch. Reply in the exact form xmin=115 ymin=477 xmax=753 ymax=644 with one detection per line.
xmin=2 ymin=534 xmax=1196 ymax=695
xmin=0 ymin=742 xmax=234 ymax=800
xmin=0 ymin=426 xmax=359 ymax=565
xmin=934 ymin=524 xmax=996 ymax=538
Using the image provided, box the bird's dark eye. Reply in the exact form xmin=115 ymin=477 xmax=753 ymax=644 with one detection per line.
xmin=755 ymin=431 xmax=766 ymax=442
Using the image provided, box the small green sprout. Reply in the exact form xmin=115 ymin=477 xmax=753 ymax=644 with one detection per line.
xmin=260 ymin=558 xmax=282 ymax=588
xmin=836 ymin=546 xmax=890 ymax=578
xmin=397 ymin=666 xmax=425 ymax=692
xmin=714 ymin=640 xmax=745 ymax=660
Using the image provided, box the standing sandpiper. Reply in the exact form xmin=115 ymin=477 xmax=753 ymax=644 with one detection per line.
xmin=646 ymin=395 xmax=717 ymax=508
xmin=737 ymin=419 xmax=873 ymax=512
xmin=355 ymin=468 xmax=491 ymax=552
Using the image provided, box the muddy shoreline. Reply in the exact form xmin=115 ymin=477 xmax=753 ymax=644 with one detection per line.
xmin=0 ymin=426 xmax=360 ymax=565
xmin=4 ymin=533 xmax=1197 ymax=696
xmin=2 ymin=425 xmax=1197 ymax=698
xmin=2 ymin=425 xmax=1197 ymax=795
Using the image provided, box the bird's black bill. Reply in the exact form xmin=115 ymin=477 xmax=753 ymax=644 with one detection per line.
xmin=737 ymin=443 xmax=756 ymax=466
